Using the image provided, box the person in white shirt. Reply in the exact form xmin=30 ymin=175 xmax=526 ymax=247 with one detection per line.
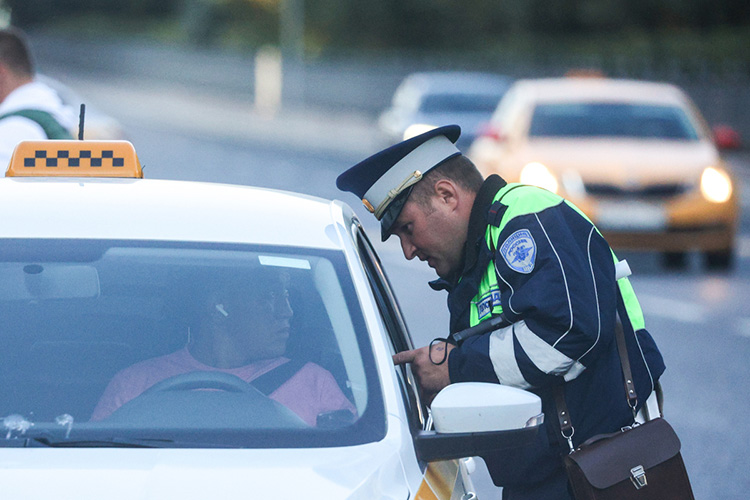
xmin=0 ymin=27 xmax=77 ymax=167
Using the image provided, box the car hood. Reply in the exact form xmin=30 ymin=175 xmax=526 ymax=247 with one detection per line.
xmin=521 ymin=138 xmax=720 ymax=185
xmin=0 ymin=441 xmax=410 ymax=499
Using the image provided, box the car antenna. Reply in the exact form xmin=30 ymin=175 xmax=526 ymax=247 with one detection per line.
xmin=78 ymin=103 xmax=86 ymax=140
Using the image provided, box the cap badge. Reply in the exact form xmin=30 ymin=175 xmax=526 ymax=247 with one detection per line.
xmin=371 ymin=170 xmax=422 ymax=219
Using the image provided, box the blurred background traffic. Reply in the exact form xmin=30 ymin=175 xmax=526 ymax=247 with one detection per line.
xmin=2 ymin=1 xmax=749 ymax=498
xmin=3 ymin=0 xmax=750 ymax=135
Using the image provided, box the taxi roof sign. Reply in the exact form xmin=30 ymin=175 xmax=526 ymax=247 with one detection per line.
xmin=5 ymin=140 xmax=143 ymax=178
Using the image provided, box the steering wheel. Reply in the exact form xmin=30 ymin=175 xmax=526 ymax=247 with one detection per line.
xmin=105 ymin=370 xmax=309 ymax=429
xmin=141 ymin=371 xmax=260 ymax=395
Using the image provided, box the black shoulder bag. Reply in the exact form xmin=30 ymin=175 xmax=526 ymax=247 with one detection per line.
xmin=554 ymin=317 xmax=695 ymax=499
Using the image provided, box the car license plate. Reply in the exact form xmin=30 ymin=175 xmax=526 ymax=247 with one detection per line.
xmin=596 ymin=201 xmax=666 ymax=231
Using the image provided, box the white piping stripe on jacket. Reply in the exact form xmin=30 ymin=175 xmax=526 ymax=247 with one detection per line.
xmin=489 ymin=324 xmax=531 ymax=389
xmin=495 ymin=265 xmax=519 ymax=315
xmin=576 ymin=226 xmax=602 ymax=363
xmin=630 ymin=318 xmax=655 ymax=395
xmin=533 ymin=213 xmax=575 ymax=348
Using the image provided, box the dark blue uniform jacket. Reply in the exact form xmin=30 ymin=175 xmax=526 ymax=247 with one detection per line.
xmin=431 ymin=175 xmax=666 ymax=494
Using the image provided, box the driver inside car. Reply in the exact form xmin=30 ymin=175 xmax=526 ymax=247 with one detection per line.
xmin=91 ymin=268 xmax=356 ymax=426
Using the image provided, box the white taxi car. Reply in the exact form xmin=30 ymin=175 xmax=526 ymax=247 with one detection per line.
xmin=0 ymin=139 xmax=543 ymax=499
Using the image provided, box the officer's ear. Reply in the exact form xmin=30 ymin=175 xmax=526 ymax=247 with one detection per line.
xmin=433 ymin=179 xmax=460 ymax=210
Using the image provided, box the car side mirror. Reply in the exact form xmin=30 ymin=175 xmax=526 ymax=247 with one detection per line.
xmin=413 ymin=382 xmax=543 ymax=462
xmin=712 ymin=124 xmax=742 ymax=150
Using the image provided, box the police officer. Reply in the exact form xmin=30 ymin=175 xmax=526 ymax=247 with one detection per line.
xmin=0 ymin=27 xmax=75 ymax=167
xmin=336 ymin=125 xmax=665 ymax=499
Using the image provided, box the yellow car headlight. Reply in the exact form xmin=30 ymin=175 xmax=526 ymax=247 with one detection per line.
xmin=520 ymin=162 xmax=559 ymax=194
xmin=700 ymin=167 xmax=733 ymax=203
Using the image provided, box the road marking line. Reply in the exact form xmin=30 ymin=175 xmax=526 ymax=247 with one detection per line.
xmin=737 ymin=318 xmax=750 ymax=338
xmin=733 ymin=160 xmax=750 ymax=208
xmin=639 ymin=295 xmax=706 ymax=324
xmin=740 ymin=182 xmax=750 ymax=209
xmin=739 ymin=236 xmax=750 ymax=259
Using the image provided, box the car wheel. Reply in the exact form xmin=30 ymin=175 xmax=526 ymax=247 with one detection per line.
xmin=662 ymin=251 xmax=687 ymax=269
xmin=703 ymin=248 xmax=734 ymax=271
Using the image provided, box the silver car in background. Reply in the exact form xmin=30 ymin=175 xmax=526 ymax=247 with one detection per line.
xmin=379 ymin=71 xmax=512 ymax=150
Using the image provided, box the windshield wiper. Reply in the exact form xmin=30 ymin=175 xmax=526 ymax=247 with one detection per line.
xmin=28 ymin=436 xmax=175 ymax=448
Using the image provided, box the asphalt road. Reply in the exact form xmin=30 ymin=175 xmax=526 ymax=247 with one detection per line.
xmin=33 ymin=35 xmax=750 ymax=500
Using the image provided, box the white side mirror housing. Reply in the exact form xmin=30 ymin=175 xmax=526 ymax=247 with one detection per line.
xmin=414 ymin=382 xmax=544 ymax=462
xmin=431 ymin=382 xmax=543 ymax=433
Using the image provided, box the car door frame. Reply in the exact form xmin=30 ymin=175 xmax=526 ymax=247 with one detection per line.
xmin=351 ymin=220 xmax=428 ymax=435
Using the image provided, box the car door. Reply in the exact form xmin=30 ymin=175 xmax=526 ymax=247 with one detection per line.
xmin=352 ymin=221 xmax=478 ymax=500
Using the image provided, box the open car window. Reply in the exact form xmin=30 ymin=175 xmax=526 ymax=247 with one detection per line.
xmin=0 ymin=239 xmax=384 ymax=448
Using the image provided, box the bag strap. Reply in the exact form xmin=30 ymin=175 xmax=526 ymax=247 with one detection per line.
xmin=0 ymin=109 xmax=74 ymax=139
xmin=555 ymin=312 xmax=636 ymax=453
xmin=554 ymin=377 xmax=576 ymax=453
xmin=614 ymin=312 xmax=639 ymax=414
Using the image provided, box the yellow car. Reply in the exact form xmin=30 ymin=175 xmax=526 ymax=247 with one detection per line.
xmin=468 ymin=77 xmax=739 ymax=270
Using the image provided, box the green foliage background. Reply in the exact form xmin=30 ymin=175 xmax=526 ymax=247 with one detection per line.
xmin=3 ymin=0 xmax=750 ymax=67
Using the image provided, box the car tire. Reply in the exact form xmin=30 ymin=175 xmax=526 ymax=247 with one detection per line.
xmin=662 ymin=251 xmax=687 ymax=269
xmin=703 ymin=248 xmax=734 ymax=271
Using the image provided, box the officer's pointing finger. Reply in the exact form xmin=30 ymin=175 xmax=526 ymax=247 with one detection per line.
xmin=393 ymin=350 xmax=417 ymax=366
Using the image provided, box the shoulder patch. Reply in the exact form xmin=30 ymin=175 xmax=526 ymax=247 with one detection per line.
xmin=500 ymin=229 xmax=537 ymax=274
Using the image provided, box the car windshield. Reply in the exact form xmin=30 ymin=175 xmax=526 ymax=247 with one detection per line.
xmin=0 ymin=239 xmax=383 ymax=448
xmin=528 ymin=102 xmax=700 ymax=140
xmin=419 ymin=92 xmax=503 ymax=113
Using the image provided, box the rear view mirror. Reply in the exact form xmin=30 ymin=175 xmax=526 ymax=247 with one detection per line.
xmin=0 ymin=263 xmax=100 ymax=300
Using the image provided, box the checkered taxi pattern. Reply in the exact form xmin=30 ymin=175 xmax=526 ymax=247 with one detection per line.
xmin=23 ymin=149 xmax=126 ymax=169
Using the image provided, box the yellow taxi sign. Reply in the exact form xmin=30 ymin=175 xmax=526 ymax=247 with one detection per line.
xmin=5 ymin=140 xmax=143 ymax=178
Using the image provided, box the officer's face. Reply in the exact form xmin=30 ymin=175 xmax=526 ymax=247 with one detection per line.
xmin=391 ymin=194 xmax=466 ymax=281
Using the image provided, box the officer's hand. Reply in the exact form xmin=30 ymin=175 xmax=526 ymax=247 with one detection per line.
xmin=393 ymin=343 xmax=454 ymax=401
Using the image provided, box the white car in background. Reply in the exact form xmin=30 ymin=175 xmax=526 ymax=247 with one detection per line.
xmin=0 ymin=138 xmax=542 ymax=499
xmin=379 ymin=71 xmax=512 ymax=150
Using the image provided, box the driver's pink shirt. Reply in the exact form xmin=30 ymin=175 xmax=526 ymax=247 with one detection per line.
xmin=91 ymin=347 xmax=356 ymax=426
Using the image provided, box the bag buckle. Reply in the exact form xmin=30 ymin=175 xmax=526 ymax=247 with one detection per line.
xmin=630 ymin=465 xmax=648 ymax=490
